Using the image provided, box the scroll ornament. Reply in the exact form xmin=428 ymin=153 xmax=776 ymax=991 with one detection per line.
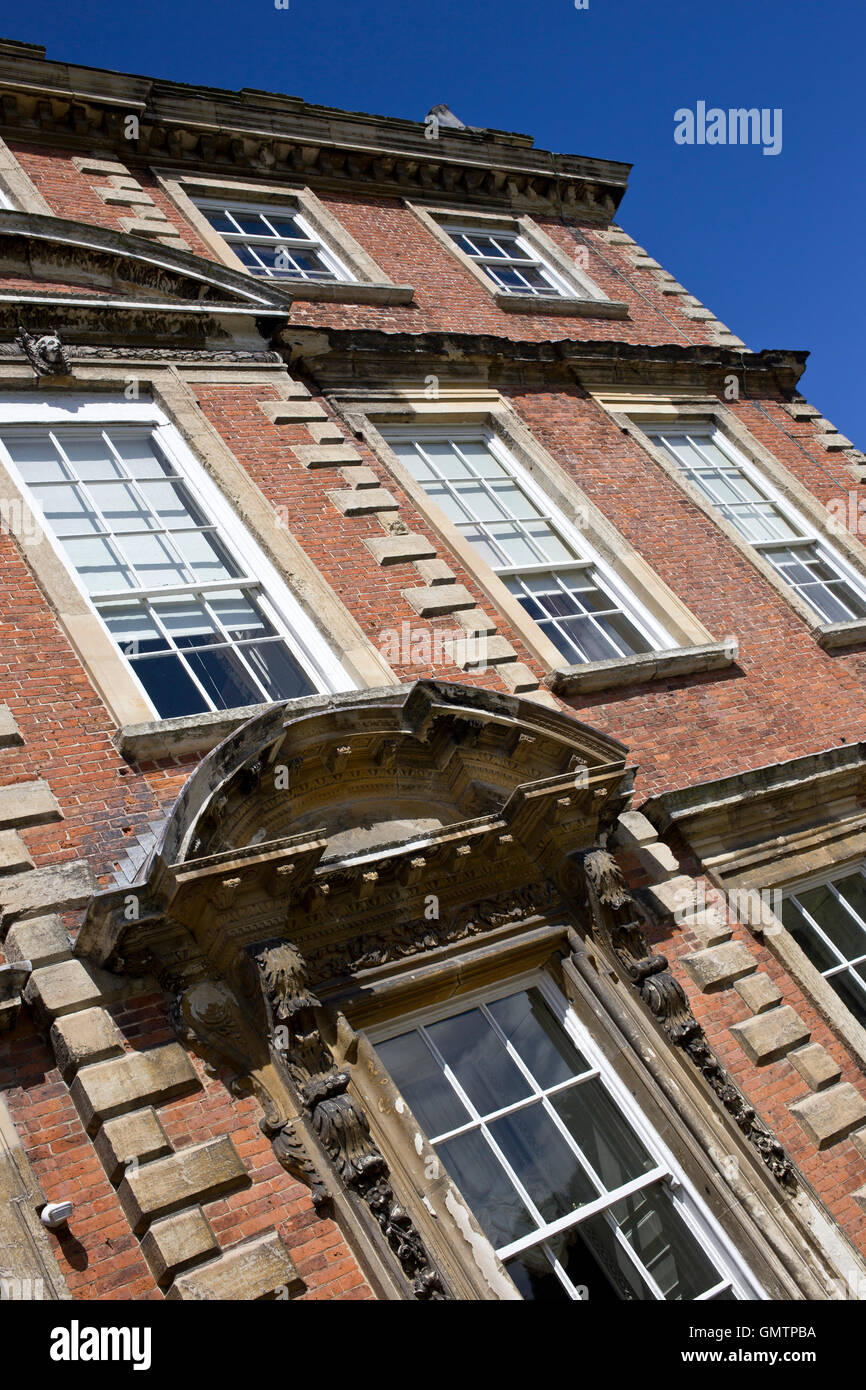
xmin=255 ymin=941 xmax=448 ymax=1299
xmin=575 ymin=849 xmax=798 ymax=1193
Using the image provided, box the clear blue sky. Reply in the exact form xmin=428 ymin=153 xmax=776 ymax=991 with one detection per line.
xmin=1 ymin=0 xmax=863 ymax=444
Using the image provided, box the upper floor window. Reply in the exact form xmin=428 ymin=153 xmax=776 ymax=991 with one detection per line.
xmin=374 ymin=980 xmax=760 ymax=1301
xmin=442 ymin=223 xmax=569 ymax=299
xmin=647 ymin=426 xmax=866 ymax=626
xmin=385 ymin=430 xmax=672 ymax=666
xmin=0 ymin=400 xmax=348 ymax=721
xmin=782 ymin=869 xmax=866 ymax=1027
xmin=192 ymin=197 xmax=352 ymax=283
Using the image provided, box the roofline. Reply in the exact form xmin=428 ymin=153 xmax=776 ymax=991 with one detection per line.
xmin=0 ymin=37 xmax=631 ymax=222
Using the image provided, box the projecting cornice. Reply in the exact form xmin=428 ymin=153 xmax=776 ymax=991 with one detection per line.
xmin=280 ymin=325 xmax=809 ymax=393
xmin=0 ymin=39 xmax=629 ymax=221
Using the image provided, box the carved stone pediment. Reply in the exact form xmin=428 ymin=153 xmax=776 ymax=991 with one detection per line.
xmin=0 ymin=213 xmax=292 ymax=348
xmin=79 ymin=681 xmax=632 ymax=979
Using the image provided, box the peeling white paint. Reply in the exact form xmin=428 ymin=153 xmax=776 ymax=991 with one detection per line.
xmin=444 ymin=1190 xmax=520 ymax=1299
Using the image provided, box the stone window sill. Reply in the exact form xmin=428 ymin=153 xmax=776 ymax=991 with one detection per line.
xmin=813 ymin=619 xmax=866 ymax=651
xmin=115 ymin=703 xmax=271 ymax=760
xmin=545 ymin=640 xmax=738 ymax=697
xmin=493 ymin=292 xmax=629 ymax=319
xmin=287 ymin=281 xmax=415 ymax=306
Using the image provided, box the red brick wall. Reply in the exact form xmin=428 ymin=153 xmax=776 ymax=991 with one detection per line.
xmin=10 ymin=142 xmax=721 ymax=346
xmin=0 ymin=996 xmax=372 ymax=1300
xmin=2 ymin=135 xmax=865 ymax=1300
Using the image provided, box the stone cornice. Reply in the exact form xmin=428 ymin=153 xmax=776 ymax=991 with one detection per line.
xmin=641 ymin=743 xmax=866 ymax=865
xmin=0 ymin=39 xmax=629 ymax=221
xmin=283 ymin=326 xmax=809 ymax=393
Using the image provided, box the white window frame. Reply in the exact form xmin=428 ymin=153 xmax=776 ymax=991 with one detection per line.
xmin=191 ymin=196 xmax=354 ymax=283
xmin=781 ymin=863 xmax=866 ymax=1026
xmin=440 ymin=222 xmax=572 ymax=299
xmin=382 ymin=424 xmax=676 ymax=664
xmin=646 ymin=422 xmax=866 ymax=627
xmin=0 ymin=395 xmax=353 ymax=721
xmin=407 ymin=203 xmax=623 ymax=317
xmin=368 ymin=971 xmax=765 ymax=1302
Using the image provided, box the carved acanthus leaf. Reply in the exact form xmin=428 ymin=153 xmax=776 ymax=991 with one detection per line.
xmin=573 ymin=850 xmax=798 ymax=1194
xmin=253 ymin=939 xmax=449 ymax=1299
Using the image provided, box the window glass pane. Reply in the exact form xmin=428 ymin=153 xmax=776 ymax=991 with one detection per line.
xmin=487 ymin=989 xmax=589 ymax=1088
xmin=551 ymin=1080 xmax=655 ymax=1191
xmin=55 ymin=432 xmax=123 ymax=480
xmin=153 ymin=597 xmax=220 ymax=648
xmin=4 ymin=435 xmax=67 ymax=482
xmin=210 ymin=590 xmax=274 ymax=638
xmin=780 ymin=897 xmax=840 ymax=971
xmin=485 ymin=522 xmax=543 ymax=567
xmin=608 ymin=1185 xmax=720 ymax=1300
xmin=457 ymin=443 xmax=507 ymax=479
xmin=455 ymin=484 xmax=510 ymax=524
xmin=828 ymin=970 xmax=866 ymax=1027
xmin=30 ymin=483 xmax=100 ymax=536
xmin=111 ymin=434 xmax=172 ymax=479
xmin=375 ymin=1031 xmax=470 ymax=1137
xmin=185 ymin=644 xmax=265 ymax=710
xmin=425 ymin=1008 xmax=532 ymax=1112
xmin=120 ymin=531 xmax=189 ymax=587
xmin=203 ymin=209 xmax=236 ymax=234
xmin=172 ymin=529 xmax=240 ymax=583
xmin=390 ymin=443 xmax=436 ymax=482
xmin=87 ymin=481 xmax=155 ymax=531
xmin=504 ymin=1249 xmax=572 ymax=1302
xmin=794 ymin=882 xmax=865 ymax=959
xmin=100 ymin=601 xmax=167 ymax=654
xmin=232 ymin=212 xmax=267 ymax=236
xmin=243 ymin=640 xmax=315 ymax=701
xmin=487 ymin=1102 xmax=598 ymax=1221
xmin=525 ymin=521 xmax=575 ymax=564
xmin=425 ymin=483 xmax=473 ymax=524
xmin=421 ymin=442 xmax=474 ymax=481
xmin=63 ymin=535 xmax=134 ymax=592
xmin=138 ymin=479 xmax=205 ymax=526
xmin=129 ymin=652 xmax=208 ymax=718
xmin=436 ymin=1128 xmax=536 ymax=1249
xmin=554 ymin=1214 xmax=655 ymax=1301
xmin=831 ymin=873 xmax=866 ymax=939
xmin=265 ymin=215 xmax=306 ymax=239
xmin=459 ymin=527 xmax=503 ymax=569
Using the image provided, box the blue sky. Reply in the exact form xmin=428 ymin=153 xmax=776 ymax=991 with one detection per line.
xmin=1 ymin=0 xmax=863 ymax=444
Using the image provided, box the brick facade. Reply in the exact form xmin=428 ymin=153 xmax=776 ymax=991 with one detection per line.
xmin=1 ymin=37 xmax=865 ymax=1304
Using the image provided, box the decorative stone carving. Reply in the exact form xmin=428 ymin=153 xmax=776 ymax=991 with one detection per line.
xmin=303 ymin=879 xmax=561 ymax=982
xmin=169 ymin=977 xmax=331 ymax=1211
xmin=16 ymin=326 xmax=71 ymax=376
xmin=253 ymin=940 xmax=447 ymax=1299
xmin=569 ymin=849 xmax=798 ymax=1192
